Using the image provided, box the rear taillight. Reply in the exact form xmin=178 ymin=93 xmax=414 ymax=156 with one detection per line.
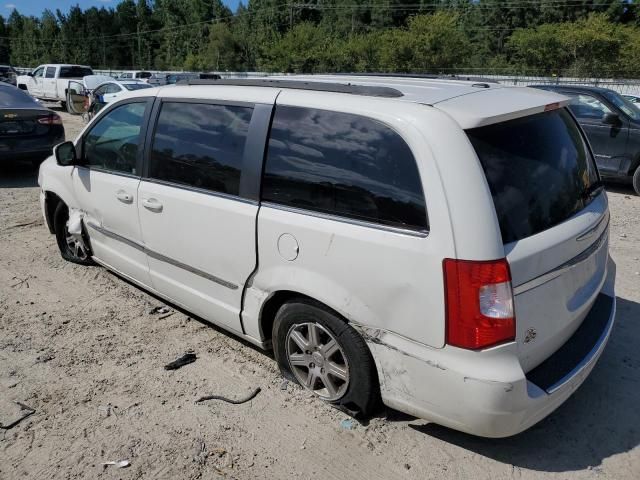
xmin=37 ymin=114 xmax=62 ymax=125
xmin=443 ymin=258 xmax=515 ymax=350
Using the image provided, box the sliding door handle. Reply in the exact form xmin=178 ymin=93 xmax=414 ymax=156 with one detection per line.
xmin=141 ymin=197 xmax=163 ymax=213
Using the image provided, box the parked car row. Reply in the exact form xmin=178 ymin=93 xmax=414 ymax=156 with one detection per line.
xmin=38 ymin=75 xmax=616 ymax=438
xmin=147 ymin=72 xmax=221 ymax=86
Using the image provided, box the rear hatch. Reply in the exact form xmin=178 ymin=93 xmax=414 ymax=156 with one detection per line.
xmin=466 ymin=107 xmax=609 ymax=372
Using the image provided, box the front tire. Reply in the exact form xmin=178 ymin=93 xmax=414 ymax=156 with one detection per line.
xmin=633 ymin=166 xmax=640 ymax=196
xmin=53 ymin=202 xmax=94 ymax=265
xmin=273 ymin=300 xmax=380 ymax=418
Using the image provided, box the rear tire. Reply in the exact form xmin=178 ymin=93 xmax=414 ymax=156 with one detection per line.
xmin=633 ymin=166 xmax=640 ymax=196
xmin=53 ymin=202 xmax=94 ymax=265
xmin=272 ymin=299 xmax=380 ymax=418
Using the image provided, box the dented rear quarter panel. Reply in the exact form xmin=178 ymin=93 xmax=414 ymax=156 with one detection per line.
xmin=245 ymin=91 xmax=505 ymax=348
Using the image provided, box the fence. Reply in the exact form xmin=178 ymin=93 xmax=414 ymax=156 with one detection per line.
xmin=455 ymin=73 xmax=640 ymax=96
xmin=14 ymin=67 xmax=640 ymax=96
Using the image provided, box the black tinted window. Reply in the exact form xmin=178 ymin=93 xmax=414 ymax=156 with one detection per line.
xmin=59 ymin=66 xmax=93 ymax=78
xmin=262 ymin=106 xmax=427 ymax=231
xmin=149 ymin=102 xmax=253 ymax=196
xmin=84 ymin=102 xmax=147 ymax=175
xmin=467 ymin=109 xmax=600 ymax=243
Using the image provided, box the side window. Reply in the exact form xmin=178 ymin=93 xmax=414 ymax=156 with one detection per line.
xmin=83 ymin=102 xmax=147 ymax=175
xmin=45 ymin=67 xmax=56 ymax=78
xmin=106 ymin=84 xmax=121 ymax=94
xmin=94 ymin=85 xmax=107 ymax=96
xmin=33 ymin=67 xmax=44 ymax=78
xmin=567 ymin=94 xmax=612 ymax=120
xmin=148 ymin=102 xmax=253 ymax=196
xmin=262 ymin=106 xmax=428 ymax=231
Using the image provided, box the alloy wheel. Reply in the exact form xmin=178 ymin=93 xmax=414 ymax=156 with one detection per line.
xmin=285 ymin=322 xmax=350 ymax=401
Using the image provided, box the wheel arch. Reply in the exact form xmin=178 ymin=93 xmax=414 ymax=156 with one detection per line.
xmin=258 ymin=290 xmax=349 ymax=344
xmin=44 ymin=191 xmax=64 ymax=234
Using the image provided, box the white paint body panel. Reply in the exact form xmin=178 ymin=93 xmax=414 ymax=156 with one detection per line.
xmin=72 ymin=168 xmax=151 ymax=285
xmin=37 ymin=77 xmax=617 ymax=438
xmin=137 ymin=181 xmax=256 ymax=334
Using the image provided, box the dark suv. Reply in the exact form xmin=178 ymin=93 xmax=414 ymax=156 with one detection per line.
xmin=532 ymin=84 xmax=640 ymax=194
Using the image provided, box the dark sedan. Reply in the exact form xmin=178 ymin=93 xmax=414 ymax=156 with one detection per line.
xmin=0 ymin=83 xmax=65 ymax=166
xmin=532 ymin=84 xmax=640 ymax=195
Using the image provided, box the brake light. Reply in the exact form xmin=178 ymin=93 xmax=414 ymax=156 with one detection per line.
xmin=443 ymin=258 xmax=515 ymax=350
xmin=37 ymin=114 xmax=62 ymax=125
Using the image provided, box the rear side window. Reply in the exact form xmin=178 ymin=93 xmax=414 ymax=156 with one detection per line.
xmin=149 ymin=102 xmax=253 ymax=196
xmin=59 ymin=66 xmax=93 ymax=78
xmin=467 ymin=109 xmax=600 ymax=244
xmin=262 ymin=106 xmax=428 ymax=231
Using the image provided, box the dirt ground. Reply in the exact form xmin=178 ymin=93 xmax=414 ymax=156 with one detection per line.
xmin=1 ymin=106 xmax=639 ymax=480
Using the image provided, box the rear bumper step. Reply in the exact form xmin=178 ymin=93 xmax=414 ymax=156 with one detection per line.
xmin=526 ymin=293 xmax=614 ymax=393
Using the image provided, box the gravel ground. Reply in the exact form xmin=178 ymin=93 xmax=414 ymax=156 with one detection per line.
xmin=0 ymin=107 xmax=639 ymax=480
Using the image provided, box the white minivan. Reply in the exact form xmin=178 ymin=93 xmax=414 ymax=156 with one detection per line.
xmin=38 ymin=76 xmax=616 ymax=438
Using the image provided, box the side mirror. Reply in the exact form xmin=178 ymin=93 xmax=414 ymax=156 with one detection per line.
xmin=27 ymin=71 xmax=33 ymax=77
xmin=55 ymin=141 xmax=77 ymax=166
xmin=602 ymin=112 xmax=622 ymax=126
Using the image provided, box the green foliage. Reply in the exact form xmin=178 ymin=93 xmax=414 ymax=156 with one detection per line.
xmin=2 ymin=0 xmax=640 ymax=78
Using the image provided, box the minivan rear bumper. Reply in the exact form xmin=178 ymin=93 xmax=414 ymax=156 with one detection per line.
xmin=359 ymin=263 xmax=616 ymax=438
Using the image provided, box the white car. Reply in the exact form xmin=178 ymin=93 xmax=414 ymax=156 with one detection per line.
xmin=37 ymin=76 xmax=616 ymax=438
xmin=116 ymin=70 xmax=153 ymax=82
xmin=91 ymin=79 xmax=154 ymax=106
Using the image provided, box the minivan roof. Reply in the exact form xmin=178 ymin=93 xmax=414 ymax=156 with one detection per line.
xmin=266 ymin=74 xmax=570 ymax=129
xmin=145 ymin=74 xmax=571 ymax=129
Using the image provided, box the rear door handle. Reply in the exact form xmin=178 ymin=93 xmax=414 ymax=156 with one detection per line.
xmin=116 ymin=190 xmax=133 ymax=204
xmin=142 ymin=197 xmax=163 ymax=213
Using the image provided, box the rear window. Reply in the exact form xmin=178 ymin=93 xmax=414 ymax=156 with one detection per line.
xmin=59 ymin=66 xmax=93 ymax=78
xmin=467 ymin=109 xmax=600 ymax=244
xmin=0 ymin=85 xmax=40 ymax=107
xmin=123 ymin=83 xmax=153 ymax=91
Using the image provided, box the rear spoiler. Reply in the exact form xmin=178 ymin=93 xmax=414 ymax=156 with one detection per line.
xmin=433 ymin=87 xmax=571 ymax=129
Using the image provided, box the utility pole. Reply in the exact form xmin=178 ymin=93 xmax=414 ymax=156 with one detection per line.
xmin=137 ymin=23 xmax=141 ymax=68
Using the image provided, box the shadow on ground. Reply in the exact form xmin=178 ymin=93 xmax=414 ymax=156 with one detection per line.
xmin=410 ymin=296 xmax=640 ymax=472
xmin=604 ymin=181 xmax=637 ymax=196
xmin=0 ymin=162 xmax=39 ymax=188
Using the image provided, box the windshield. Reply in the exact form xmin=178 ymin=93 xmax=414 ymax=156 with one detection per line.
xmin=123 ymin=83 xmax=153 ymax=91
xmin=467 ymin=108 xmax=601 ymax=244
xmin=602 ymin=90 xmax=640 ymax=121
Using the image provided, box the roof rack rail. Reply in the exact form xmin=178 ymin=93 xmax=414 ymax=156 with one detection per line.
xmin=177 ymin=78 xmax=404 ymax=98
xmin=333 ymin=72 xmax=499 ymax=84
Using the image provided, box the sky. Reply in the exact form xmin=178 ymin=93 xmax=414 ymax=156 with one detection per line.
xmin=3 ymin=0 xmax=242 ymax=18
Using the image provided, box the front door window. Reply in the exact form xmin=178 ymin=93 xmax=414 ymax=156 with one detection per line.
xmin=83 ymin=102 xmax=147 ymax=175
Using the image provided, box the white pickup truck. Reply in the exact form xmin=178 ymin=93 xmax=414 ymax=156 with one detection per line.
xmin=17 ymin=64 xmax=94 ymax=109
